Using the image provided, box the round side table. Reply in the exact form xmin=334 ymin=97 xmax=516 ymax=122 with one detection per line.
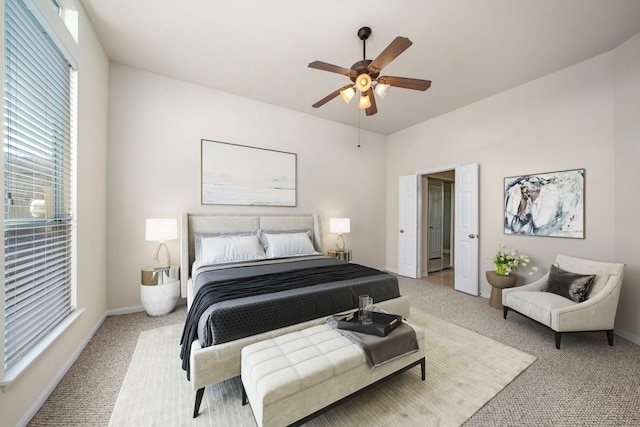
xmin=486 ymin=271 xmax=518 ymax=309
xmin=140 ymin=265 xmax=180 ymax=316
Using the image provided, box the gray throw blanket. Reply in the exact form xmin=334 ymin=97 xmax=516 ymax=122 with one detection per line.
xmin=327 ymin=310 xmax=419 ymax=368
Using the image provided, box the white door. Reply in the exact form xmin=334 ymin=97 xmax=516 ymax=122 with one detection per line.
xmin=427 ymin=181 xmax=443 ymax=260
xmin=398 ymin=175 xmax=419 ymax=278
xmin=454 ymin=163 xmax=479 ymax=295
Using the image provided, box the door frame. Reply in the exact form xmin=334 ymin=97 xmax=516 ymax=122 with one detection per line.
xmin=402 ymin=163 xmax=479 ymax=296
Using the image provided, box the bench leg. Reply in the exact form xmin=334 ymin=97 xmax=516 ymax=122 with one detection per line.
xmin=288 ymin=356 xmax=427 ymax=427
xmin=193 ymin=387 xmax=205 ymax=418
xmin=242 ymin=384 xmax=248 ymax=405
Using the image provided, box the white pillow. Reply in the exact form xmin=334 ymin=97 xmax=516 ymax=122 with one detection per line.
xmin=199 ymin=234 xmax=266 ymax=264
xmin=262 ymin=232 xmax=319 ymax=258
xmin=194 ymin=232 xmax=254 ymax=260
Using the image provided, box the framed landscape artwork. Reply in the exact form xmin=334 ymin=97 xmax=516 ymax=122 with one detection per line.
xmin=201 ymin=139 xmax=297 ymax=206
xmin=504 ymin=168 xmax=584 ymax=238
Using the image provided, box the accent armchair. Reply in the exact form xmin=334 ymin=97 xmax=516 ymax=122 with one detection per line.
xmin=502 ymin=253 xmax=625 ymax=349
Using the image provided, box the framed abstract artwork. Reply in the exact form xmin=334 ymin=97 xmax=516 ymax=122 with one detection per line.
xmin=504 ymin=169 xmax=584 ymax=238
xmin=201 ymin=139 xmax=297 ymax=206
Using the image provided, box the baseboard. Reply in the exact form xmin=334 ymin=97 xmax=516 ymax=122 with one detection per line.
xmin=614 ymin=327 xmax=640 ymax=346
xmin=106 ymin=298 xmax=187 ymax=316
xmin=107 ymin=305 xmax=146 ymax=316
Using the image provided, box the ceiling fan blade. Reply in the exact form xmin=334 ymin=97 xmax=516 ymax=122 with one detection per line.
xmin=308 ymin=60 xmax=357 ymax=78
xmin=367 ymin=36 xmax=413 ymax=74
xmin=378 ymin=75 xmax=432 ymax=91
xmin=365 ymin=88 xmax=377 ymax=116
xmin=311 ymin=84 xmax=354 ymax=108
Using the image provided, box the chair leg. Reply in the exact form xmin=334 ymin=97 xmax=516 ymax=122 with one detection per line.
xmin=193 ymin=387 xmax=205 ymax=418
xmin=554 ymin=332 xmax=561 ymax=349
xmin=503 ymin=306 xmax=509 ymax=319
xmin=607 ymin=330 xmax=614 ymax=346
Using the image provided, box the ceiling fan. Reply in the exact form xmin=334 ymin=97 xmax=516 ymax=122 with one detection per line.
xmin=308 ymin=26 xmax=431 ymax=116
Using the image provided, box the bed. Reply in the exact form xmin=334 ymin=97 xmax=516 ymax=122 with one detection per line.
xmin=179 ymin=213 xmax=411 ymax=417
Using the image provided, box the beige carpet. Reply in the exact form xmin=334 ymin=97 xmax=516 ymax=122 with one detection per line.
xmin=109 ymin=308 xmax=535 ymax=426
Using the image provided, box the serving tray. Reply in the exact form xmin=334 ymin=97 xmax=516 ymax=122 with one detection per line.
xmin=337 ymin=311 xmax=402 ymax=337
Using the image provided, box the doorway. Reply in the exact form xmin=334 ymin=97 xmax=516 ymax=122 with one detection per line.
xmin=422 ymin=174 xmax=454 ymax=276
xmin=397 ymin=163 xmax=479 ymax=296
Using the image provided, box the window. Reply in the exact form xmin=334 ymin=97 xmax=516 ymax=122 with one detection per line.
xmin=3 ymin=0 xmax=75 ymax=373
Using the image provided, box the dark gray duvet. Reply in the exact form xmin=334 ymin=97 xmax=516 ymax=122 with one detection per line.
xmin=180 ymin=256 xmax=400 ymax=379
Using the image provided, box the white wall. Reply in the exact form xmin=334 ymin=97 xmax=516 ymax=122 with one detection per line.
xmin=0 ymin=2 xmax=110 ymax=426
xmin=386 ymin=35 xmax=640 ymax=341
xmin=613 ymin=32 xmax=640 ymax=341
xmin=106 ymin=65 xmax=388 ymax=309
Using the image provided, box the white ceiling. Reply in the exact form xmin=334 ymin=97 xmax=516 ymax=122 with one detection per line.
xmin=79 ymin=0 xmax=640 ymax=135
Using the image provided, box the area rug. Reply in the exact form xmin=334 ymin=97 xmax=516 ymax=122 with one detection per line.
xmin=109 ymin=308 xmax=536 ymax=427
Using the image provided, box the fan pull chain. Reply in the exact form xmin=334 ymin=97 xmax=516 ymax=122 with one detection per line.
xmin=357 ymin=110 xmax=361 ymax=148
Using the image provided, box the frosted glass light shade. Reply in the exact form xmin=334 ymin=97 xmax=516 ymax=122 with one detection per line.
xmin=358 ymin=94 xmax=371 ymax=109
xmin=355 ymin=73 xmax=372 ymax=92
xmin=375 ymin=83 xmax=390 ymax=99
xmin=340 ymin=86 xmax=355 ymax=104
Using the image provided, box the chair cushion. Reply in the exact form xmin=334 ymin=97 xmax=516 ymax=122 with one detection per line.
xmin=544 ymin=265 xmax=595 ymax=303
xmin=504 ymin=291 xmax=576 ymax=327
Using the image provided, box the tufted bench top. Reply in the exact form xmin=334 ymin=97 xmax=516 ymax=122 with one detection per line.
xmin=242 ymin=324 xmax=365 ymax=405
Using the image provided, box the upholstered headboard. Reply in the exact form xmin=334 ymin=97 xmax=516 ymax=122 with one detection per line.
xmin=180 ymin=213 xmax=324 ymax=297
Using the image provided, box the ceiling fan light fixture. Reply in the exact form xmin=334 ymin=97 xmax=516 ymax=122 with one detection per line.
xmin=355 ymin=73 xmax=372 ymax=92
xmin=358 ymin=93 xmax=371 ymax=109
xmin=375 ymin=83 xmax=390 ymax=99
xmin=308 ymin=26 xmax=430 ymax=116
xmin=340 ymin=86 xmax=355 ymax=104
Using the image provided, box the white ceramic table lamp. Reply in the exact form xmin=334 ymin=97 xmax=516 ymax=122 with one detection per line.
xmin=330 ymin=218 xmax=350 ymax=251
xmin=145 ymin=218 xmax=178 ymax=269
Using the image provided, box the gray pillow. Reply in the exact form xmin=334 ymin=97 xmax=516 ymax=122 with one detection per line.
xmin=545 ymin=264 xmax=596 ymax=303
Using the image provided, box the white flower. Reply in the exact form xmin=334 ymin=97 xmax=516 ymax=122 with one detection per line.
xmin=490 ymin=243 xmax=536 ymax=276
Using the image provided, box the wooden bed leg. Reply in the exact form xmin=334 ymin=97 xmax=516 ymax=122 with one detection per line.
xmin=555 ymin=332 xmax=562 ymax=349
xmin=193 ymin=388 xmax=205 ymax=418
xmin=420 ymin=357 xmax=426 ymax=381
xmin=503 ymin=306 xmax=509 ymax=319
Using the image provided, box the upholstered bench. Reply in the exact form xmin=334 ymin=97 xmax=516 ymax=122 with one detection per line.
xmin=241 ymin=323 xmax=425 ymax=427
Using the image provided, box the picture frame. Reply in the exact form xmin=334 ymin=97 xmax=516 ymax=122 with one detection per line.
xmin=504 ymin=168 xmax=584 ymax=238
xmin=201 ymin=139 xmax=297 ymax=206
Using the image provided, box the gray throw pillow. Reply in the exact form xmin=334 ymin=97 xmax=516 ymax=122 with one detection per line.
xmin=545 ymin=264 xmax=596 ymax=303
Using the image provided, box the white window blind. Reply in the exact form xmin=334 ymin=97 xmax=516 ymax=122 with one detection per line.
xmin=4 ymin=0 xmax=74 ymax=371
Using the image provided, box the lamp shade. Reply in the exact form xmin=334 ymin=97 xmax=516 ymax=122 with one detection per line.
xmin=145 ymin=218 xmax=178 ymax=242
xmin=355 ymin=73 xmax=372 ymax=92
xmin=340 ymin=86 xmax=355 ymax=104
xmin=330 ymin=218 xmax=351 ymax=234
xmin=374 ymin=83 xmax=390 ymax=99
xmin=358 ymin=94 xmax=371 ymax=109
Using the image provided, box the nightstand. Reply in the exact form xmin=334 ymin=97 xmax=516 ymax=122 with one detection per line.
xmin=328 ymin=249 xmax=352 ymax=262
xmin=140 ymin=265 xmax=180 ymax=316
